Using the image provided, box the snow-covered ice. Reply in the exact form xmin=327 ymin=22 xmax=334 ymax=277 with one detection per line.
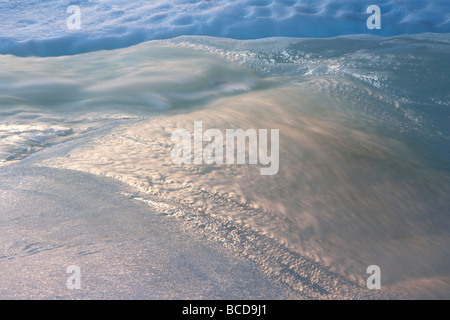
xmin=1 ymin=0 xmax=449 ymax=56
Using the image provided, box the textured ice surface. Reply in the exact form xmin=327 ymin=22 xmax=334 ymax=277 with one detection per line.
xmin=2 ymin=35 xmax=449 ymax=166
xmin=0 ymin=165 xmax=304 ymax=299
xmin=1 ymin=2 xmax=450 ymax=299
xmin=1 ymin=0 xmax=449 ymax=56
xmin=2 ymin=35 xmax=448 ymax=299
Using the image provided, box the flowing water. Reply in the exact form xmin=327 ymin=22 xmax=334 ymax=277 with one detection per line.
xmin=1 ymin=34 xmax=449 ymax=298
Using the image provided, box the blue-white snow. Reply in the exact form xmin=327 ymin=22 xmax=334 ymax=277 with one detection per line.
xmin=1 ymin=0 xmax=449 ymax=56
xmin=1 ymin=1 xmax=450 ymax=300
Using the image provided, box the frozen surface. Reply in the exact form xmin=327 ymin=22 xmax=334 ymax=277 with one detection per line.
xmin=1 ymin=2 xmax=449 ymax=299
xmin=1 ymin=34 xmax=449 ymax=298
xmin=0 ymin=0 xmax=449 ymax=56
xmin=0 ymin=164 xmax=303 ymax=299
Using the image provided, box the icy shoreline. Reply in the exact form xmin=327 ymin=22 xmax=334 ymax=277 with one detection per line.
xmin=0 ymin=164 xmax=305 ymax=299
